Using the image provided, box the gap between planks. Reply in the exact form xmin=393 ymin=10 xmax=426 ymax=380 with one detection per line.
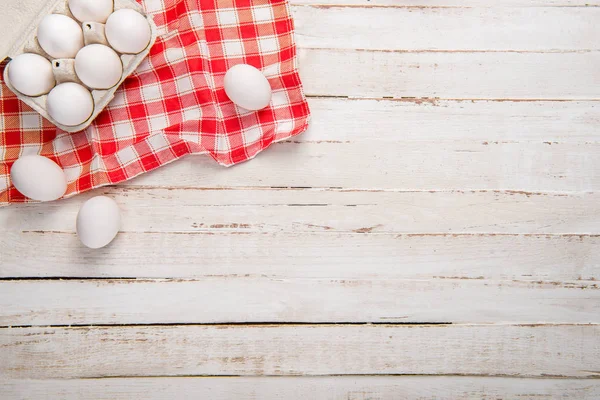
xmin=290 ymin=0 xmax=600 ymax=7
xmin=295 ymin=4 xmax=600 ymax=8
xmin=303 ymin=48 xmax=598 ymax=54
xmin=307 ymin=95 xmax=600 ymax=101
xmin=0 ymin=323 xmax=597 ymax=329
xmin=12 ymin=232 xmax=600 ymax=236
xmin=0 ymin=322 xmax=454 ymax=329
xmin=6 ymin=374 xmax=598 ymax=378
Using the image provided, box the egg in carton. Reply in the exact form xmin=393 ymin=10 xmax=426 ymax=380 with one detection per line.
xmin=1 ymin=0 xmax=157 ymax=132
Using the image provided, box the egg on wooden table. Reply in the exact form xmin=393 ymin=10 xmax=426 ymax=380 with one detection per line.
xmin=10 ymin=155 xmax=68 ymax=202
xmin=47 ymin=82 xmax=94 ymax=126
xmin=37 ymin=14 xmax=84 ymax=59
xmin=75 ymin=44 xmax=123 ymax=89
xmin=76 ymin=196 xmax=121 ymax=249
xmin=224 ymin=64 xmax=272 ymax=111
xmin=7 ymin=53 xmax=55 ymax=96
xmin=69 ymin=0 xmax=113 ymax=23
xmin=105 ymin=9 xmax=152 ymax=54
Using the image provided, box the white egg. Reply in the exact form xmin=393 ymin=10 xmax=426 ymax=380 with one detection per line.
xmin=69 ymin=0 xmax=113 ymax=23
xmin=37 ymin=14 xmax=84 ymax=59
xmin=224 ymin=64 xmax=272 ymax=111
xmin=75 ymin=44 xmax=123 ymax=89
xmin=47 ymin=82 xmax=94 ymax=126
xmin=105 ymin=9 xmax=152 ymax=54
xmin=10 ymin=155 xmax=67 ymax=202
xmin=7 ymin=53 xmax=55 ymax=97
xmin=76 ymin=196 xmax=121 ymax=249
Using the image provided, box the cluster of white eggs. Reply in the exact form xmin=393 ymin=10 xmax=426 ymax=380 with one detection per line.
xmin=10 ymin=62 xmax=274 ymax=248
xmin=11 ymin=155 xmax=121 ymax=249
xmin=7 ymin=0 xmax=152 ymax=127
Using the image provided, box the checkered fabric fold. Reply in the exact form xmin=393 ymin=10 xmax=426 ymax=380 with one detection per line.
xmin=0 ymin=0 xmax=310 ymax=204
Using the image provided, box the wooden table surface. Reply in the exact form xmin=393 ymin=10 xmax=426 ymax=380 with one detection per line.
xmin=1 ymin=0 xmax=600 ymax=398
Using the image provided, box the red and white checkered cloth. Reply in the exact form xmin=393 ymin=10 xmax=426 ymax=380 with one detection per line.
xmin=0 ymin=0 xmax=310 ymax=205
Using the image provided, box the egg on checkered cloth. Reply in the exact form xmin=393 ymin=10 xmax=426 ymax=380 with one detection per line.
xmin=10 ymin=155 xmax=68 ymax=202
xmin=224 ymin=64 xmax=273 ymax=111
xmin=7 ymin=2 xmax=273 ymax=246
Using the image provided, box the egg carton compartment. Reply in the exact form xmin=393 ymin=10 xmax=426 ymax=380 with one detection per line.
xmin=2 ymin=0 xmax=157 ymax=133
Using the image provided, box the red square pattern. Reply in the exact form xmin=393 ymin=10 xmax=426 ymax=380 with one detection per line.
xmin=0 ymin=0 xmax=310 ymax=204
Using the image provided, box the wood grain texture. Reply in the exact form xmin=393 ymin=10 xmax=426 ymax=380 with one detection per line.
xmin=0 ymin=278 xmax=598 ymax=325
xmin=2 ymin=232 xmax=598 ymax=280
xmin=1 ymin=0 xmax=599 ymax=395
xmin=0 ymin=232 xmax=600 ymax=281
xmin=304 ymin=98 xmax=600 ymax=142
xmin=1 ymin=325 xmax=599 ymax=379
xmin=298 ymin=49 xmax=600 ymax=99
xmin=108 ymin=142 xmax=600 ymax=190
xmin=3 ymin=376 xmax=600 ymax=400
xmin=117 ymin=99 xmax=600 ymax=190
xmin=3 ymin=189 xmax=598 ymax=233
xmin=292 ymin=6 xmax=600 ymax=51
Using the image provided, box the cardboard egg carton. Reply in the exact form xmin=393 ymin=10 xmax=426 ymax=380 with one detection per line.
xmin=1 ymin=0 xmax=157 ymax=132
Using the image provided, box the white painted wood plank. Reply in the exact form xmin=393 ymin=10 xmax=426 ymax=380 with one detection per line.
xmin=2 ymin=189 xmax=598 ymax=233
xmin=3 ymin=376 xmax=600 ymax=400
xmin=298 ymin=49 xmax=600 ymax=99
xmin=305 ymin=98 xmax=600 ymax=142
xmin=292 ymin=0 xmax=600 ymax=6
xmin=1 ymin=325 xmax=598 ymax=378
xmin=116 ymin=142 xmax=600 ymax=190
xmin=292 ymin=6 xmax=600 ymax=51
xmin=0 ymin=278 xmax=597 ymax=325
xmin=4 ymin=100 xmax=600 ymax=203
xmin=1 ymin=232 xmax=598 ymax=280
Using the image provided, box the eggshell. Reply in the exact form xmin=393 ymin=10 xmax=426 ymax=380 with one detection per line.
xmin=7 ymin=54 xmax=56 ymax=97
xmin=10 ymin=155 xmax=67 ymax=202
xmin=105 ymin=9 xmax=152 ymax=54
xmin=76 ymin=196 xmax=121 ymax=249
xmin=75 ymin=44 xmax=123 ymax=89
xmin=69 ymin=0 xmax=113 ymax=23
xmin=47 ymin=82 xmax=94 ymax=126
xmin=224 ymin=64 xmax=272 ymax=111
xmin=37 ymin=14 xmax=84 ymax=59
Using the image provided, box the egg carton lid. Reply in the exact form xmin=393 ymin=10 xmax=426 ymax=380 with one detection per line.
xmin=0 ymin=0 xmax=64 ymax=62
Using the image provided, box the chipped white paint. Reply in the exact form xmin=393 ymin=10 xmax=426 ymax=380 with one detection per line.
xmin=1 ymin=325 xmax=599 ymax=379
xmin=3 ymin=376 xmax=600 ymax=400
xmin=1 ymin=231 xmax=598 ymax=280
xmin=109 ymin=142 xmax=600 ymax=190
xmin=303 ymin=98 xmax=600 ymax=142
xmin=2 ymin=189 xmax=600 ymax=233
xmin=292 ymin=6 xmax=600 ymax=51
xmin=0 ymin=1 xmax=598 ymax=397
xmin=298 ymin=50 xmax=600 ymax=99
xmin=1 ymin=278 xmax=599 ymax=325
